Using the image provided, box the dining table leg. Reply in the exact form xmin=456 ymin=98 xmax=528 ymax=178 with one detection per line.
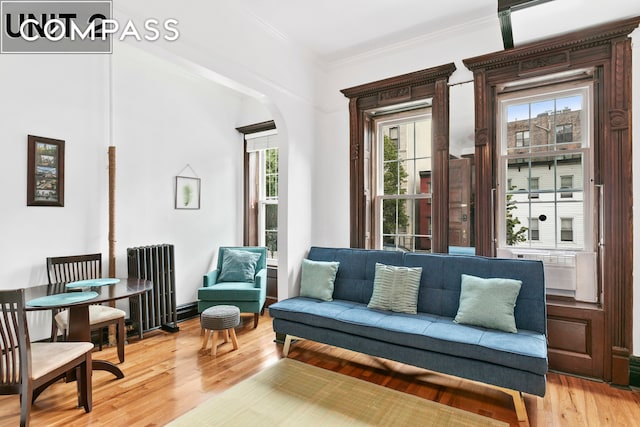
xmin=67 ymin=305 xmax=125 ymax=379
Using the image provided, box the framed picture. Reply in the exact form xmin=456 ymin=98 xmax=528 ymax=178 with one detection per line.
xmin=27 ymin=135 xmax=65 ymax=207
xmin=175 ymin=176 xmax=200 ymax=209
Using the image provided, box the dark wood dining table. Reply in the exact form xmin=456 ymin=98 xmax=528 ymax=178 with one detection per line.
xmin=24 ymin=277 xmax=152 ymax=384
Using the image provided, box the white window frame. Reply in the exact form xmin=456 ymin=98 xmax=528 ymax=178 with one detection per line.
xmin=496 ymin=80 xmax=597 ymax=302
xmin=372 ymin=109 xmax=432 ymax=252
xmin=246 ymin=130 xmax=278 ymax=264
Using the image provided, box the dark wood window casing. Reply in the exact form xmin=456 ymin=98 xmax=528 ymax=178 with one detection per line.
xmin=236 ymin=120 xmax=277 ymax=246
xmin=463 ymin=17 xmax=640 ymax=385
xmin=341 ymin=64 xmax=457 ymax=252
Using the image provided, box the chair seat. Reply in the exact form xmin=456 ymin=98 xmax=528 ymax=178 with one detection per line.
xmin=198 ymin=283 xmax=261 ymax=302
xmin=55 ymin=305 xmax=126 ymax=331
xmin=31 ymin=342 xmax=94 ymax=380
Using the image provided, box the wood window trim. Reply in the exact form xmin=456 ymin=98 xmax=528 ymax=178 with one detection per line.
xmin=341 ymin=63 xmax=457 ymax=251
xmin=236 ymin=120 xmax=276 ymax=246
xmin=463 ymin=16 xmax=640 ymax=386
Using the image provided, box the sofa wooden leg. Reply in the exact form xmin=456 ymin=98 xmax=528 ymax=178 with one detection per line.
xmin=283 ymin=335 xmax=293 ymax=357
xmin=253 ymin=313 xmax=259 ymax=328
xmin=498 ymin=387 xmax=529 ymax=425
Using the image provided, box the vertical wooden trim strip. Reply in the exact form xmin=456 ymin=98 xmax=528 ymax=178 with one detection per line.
xmin=606 ymin=37 xmax=633 ymax=386
xmin=431 ymin=78 xmax=450 ymax=253
xmin=472 ymin=70 xmax=493 ymax=257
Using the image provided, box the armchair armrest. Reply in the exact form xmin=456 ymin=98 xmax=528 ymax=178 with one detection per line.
xmin=203 ymin=269 xmax=219 ymax=287
xmin=254 ymin=268 xmax=267 ymax=289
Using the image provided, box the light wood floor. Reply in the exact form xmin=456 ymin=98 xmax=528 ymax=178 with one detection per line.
xmin=1 ymin=313 xmax=639 ymax=427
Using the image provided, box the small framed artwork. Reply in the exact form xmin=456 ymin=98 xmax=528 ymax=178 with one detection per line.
xmin=175 ymin=176 xmax=201 ymax=209
xmin=27 ymin=135 xmax=65 ymax=207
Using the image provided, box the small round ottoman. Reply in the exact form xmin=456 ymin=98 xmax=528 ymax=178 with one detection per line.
xmin=200 ymin=305 xmax=240 ymax=356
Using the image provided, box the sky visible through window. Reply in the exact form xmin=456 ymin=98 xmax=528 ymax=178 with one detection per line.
xmin=507 ymin=95 xmax=581 ymax=122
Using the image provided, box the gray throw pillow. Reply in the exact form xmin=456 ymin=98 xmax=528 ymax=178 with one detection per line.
xmin=217 ymin=249 xmax=262 ymax=283
xmin=299 ymin=259 xmax=340 ymax=301
xmin=454 ymin=274 xmax=522 ymax=333
xmin=368 ymin=263 xmax=422 ymax=314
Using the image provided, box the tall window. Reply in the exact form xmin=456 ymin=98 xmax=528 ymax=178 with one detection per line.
xmin=497 ymin=81 xmax=596 ymax=301
xmin=244 ymin=127 xmax=278 ymax=263
xmin=374 ymin=109 xmax=432 ymax=252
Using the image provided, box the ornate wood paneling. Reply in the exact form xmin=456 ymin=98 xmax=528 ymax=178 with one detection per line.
xmin=342 ymin=63 xmax=457 ymax=249
xmin=463 ymin=16 xmax=640 ymax=384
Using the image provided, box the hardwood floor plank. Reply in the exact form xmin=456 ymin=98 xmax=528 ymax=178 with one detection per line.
xmin=1 ymin=314 xmax=638 ymax=426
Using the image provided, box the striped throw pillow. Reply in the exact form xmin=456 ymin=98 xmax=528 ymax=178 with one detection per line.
xmin=368 ymin=263 xmax=422 ymax=314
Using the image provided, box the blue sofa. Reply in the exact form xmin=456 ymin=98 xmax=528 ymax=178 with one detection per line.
xmin=269 ymin=247 xmax=547 ymax=423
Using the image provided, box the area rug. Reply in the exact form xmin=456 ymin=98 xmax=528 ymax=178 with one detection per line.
xmin=167 ymin=358 xmax=507 ymax=426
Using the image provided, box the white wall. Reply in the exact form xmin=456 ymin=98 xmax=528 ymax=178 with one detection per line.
xmin=0 ymin=54 xmax=110 ymax=290
xmin=113 ymin=2 xmax=319 ymax=301
xmin=112 ymin=42 xmax=254 ymax=306
xmin=0 ymin=3 xmax=319 ymax=337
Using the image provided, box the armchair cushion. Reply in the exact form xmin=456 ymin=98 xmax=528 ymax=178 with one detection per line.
xmin=198 ymin=282 xmax=262 ymax=302
xmin=218 ymin=249 xmax=262 ymax=283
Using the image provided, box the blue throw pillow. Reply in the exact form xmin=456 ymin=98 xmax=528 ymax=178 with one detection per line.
xmin=217 ymin=249 xmax=262 ymax=283
xmin=368 ymin=263 xmax=422 ymax=314
xmin=454 ymin=274 xmax=522 ymax=333
xmin=299 ymin=259 xmax=340 ymax=301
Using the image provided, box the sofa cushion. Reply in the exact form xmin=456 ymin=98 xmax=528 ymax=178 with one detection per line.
xmin=269 ymin=297 xmax=547 ymax=376
xmin=218 ymin=249 xmax=261 ymax=283
xmin=300 ymin=259 xmax=340 ymax=301
xmin=368 ymin=263 xmax=422 ymax=314
xmin=454 ymin=274 xmax=522 ymax=333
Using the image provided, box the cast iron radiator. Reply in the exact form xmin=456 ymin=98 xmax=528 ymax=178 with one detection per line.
xmin=127 ymin=244 xmax=179 ymax=338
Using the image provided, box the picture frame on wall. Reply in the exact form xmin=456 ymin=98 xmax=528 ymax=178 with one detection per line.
xmin=175 ymin=176 xmax=201 ymax=209
xmin=27 ymin=135 xmax=65 ymax=207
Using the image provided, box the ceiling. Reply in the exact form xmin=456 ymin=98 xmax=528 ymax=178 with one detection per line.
xmin=233 ymin=0 xmax=640 ymax=63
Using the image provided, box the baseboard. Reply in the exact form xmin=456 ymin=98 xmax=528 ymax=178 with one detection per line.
xmin=176 ymin=302 xmax=199 ymax=322
xmin=630 ymin=356 xmax=640 ymax=388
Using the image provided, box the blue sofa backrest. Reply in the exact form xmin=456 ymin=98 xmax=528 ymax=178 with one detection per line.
xmin=307 ymin=247 xmax=546 ymax=335
xmin=404 ymin=252 xmax=546 ymax=334
xmin=307 ymin=247 xmax=404 ymax=303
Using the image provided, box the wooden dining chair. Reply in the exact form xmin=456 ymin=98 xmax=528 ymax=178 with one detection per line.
xmin=46 ymin=253 xmax=126 ymax=363
xmin=0 ymin=288 xmax=93 ymax=427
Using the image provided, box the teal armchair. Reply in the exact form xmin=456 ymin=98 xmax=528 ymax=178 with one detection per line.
xmin=198 ymin=246 xmax=267 ymax=328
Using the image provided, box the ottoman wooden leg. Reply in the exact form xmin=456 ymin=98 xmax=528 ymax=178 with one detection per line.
xmin=223 ymin=329 xmax=230 ymax=343
xmin=201 ymin=330 xmax=211 ymax=350
xmin=229 ymin=328 xmax=239 ymax=351
xmin=211 ymin=330 xmax=220 ymax=357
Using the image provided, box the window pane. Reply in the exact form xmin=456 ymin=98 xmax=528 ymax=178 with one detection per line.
xmin=506 ymin=94 xmax=584 ymax=154
xmin=265 ymin=148 xmax=278 ymax=199
xmin=381 ymin=198 xmax=430 ymax=252
xmin=264 ymin=203 xmax=277 ymax=259
xmin=378 ymin=111 xmax=432 ymax=252
xmin=505 ymin=153 xmax=584 ymax=249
